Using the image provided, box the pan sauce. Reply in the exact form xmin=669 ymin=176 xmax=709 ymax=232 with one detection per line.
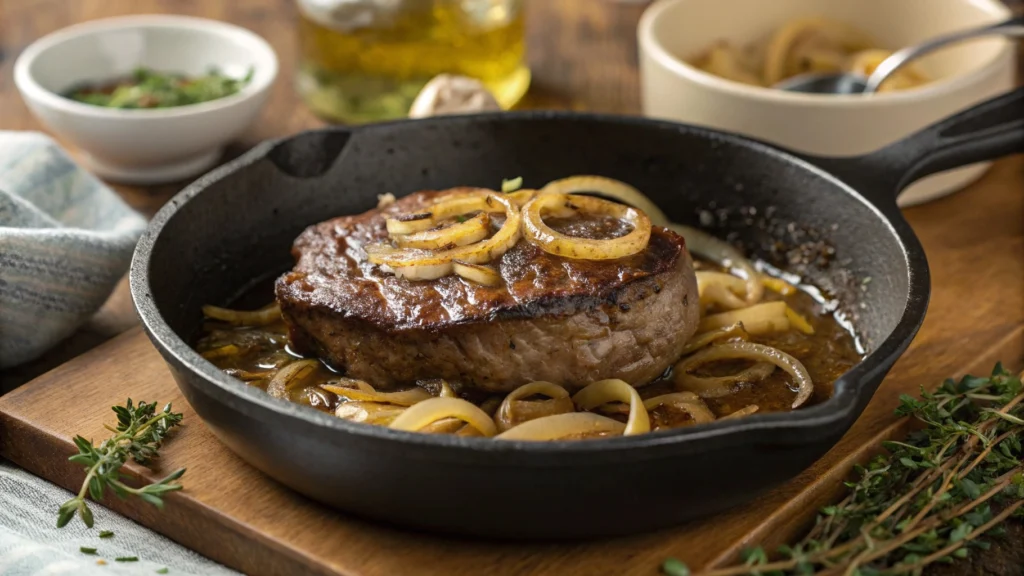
xmin=196 ymin=259 xmax=863 ymax=433
xmin=196 ymin=175 xmax=865 ymax=440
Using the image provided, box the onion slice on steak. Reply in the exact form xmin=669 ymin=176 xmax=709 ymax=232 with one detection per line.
xmin=367 ymin=191 xmax=521 ymax=270
xmin=521 ymin=193 xmax=651 ymax=260
xmin=452 ymin=260 xmax=502 ymax=286
xmin=392 ymin=212 xmax=490 ymax=250
xmin=539 ymin=175 xmax=670 ymax=227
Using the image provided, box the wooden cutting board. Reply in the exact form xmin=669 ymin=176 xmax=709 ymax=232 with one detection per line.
xmin=1 ymin=158 xmax=1022 ymax=576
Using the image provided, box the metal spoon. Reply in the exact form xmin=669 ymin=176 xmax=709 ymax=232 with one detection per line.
xmin=774 ymin=17 xmax=1024 ymax=95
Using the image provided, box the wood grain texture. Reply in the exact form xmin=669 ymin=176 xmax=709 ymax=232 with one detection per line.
xmin=1 ymin=158 xmax=1021 ymax=575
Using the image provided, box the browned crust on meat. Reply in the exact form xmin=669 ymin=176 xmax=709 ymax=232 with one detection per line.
xmin=275 ymin=189 xmax=687 ymax=332
xmin=274 ymin=189 xmax=700 ymax=392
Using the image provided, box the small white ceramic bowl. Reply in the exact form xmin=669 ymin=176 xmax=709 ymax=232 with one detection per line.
xmin=14 ymin=15 xmax=278 ymax=184
xmin=638 ymin=0 xmax=1016 ymax=206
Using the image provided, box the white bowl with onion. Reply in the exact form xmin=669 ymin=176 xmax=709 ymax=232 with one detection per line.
xmin=638 ymin=0 xmax=1016 ymax=206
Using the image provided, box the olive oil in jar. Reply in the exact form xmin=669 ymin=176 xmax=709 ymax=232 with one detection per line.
xmin=296 ymin=0 xmax=530 ymax=124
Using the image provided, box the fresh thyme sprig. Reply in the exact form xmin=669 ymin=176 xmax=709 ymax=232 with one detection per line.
xmin=664 ymin=363 xmax=1024 ymax=576
xmin=57 ymin=399 xmax=186 ymax=528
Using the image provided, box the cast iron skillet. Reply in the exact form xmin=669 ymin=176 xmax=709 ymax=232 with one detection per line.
xmin=130 ymin=87 xmax=1024 ymax=539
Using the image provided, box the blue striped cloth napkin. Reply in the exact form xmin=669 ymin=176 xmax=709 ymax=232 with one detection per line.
xmin=0 ymin=132 xmax=238 ymax=574
xmin=0 ymin=131 xmax=146 ymax=369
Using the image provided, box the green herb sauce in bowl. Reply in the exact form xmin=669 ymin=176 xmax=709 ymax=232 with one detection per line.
xmin=65 ymin=66 xmax=254 ymax=109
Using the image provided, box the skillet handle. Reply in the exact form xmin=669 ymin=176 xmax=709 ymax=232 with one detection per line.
xmin=806 ymin=86 xmax=1024 ymax=207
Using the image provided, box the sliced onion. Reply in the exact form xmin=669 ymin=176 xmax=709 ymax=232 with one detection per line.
xmin=478 ymin=396 xmax=503 ymax=416
xmin=331 ymin=378 xmax=376 ymax=393
xmin=699 ymin=301 xmax=789 ymax=335
xmin=321 ymin=384 xmax=432 ymax=406
xmin=572 ymin=379 xmax=650 ymax=435
xmin=667 ymin=224 xmax=762 ymax=303
xmin=438 ymin=380 xmax=456 ymax=398
xmin=335 ymin=401 xmax=406 ymax=426
xmin=642 ymin=393 xmax=717 ymax=424
xmin=453 ymin=260 xmax=502 ymax=286
xmin=761 ymin=274 xmax=797 ymax=296
xmin=674 ymin=361 xmax=776 ymax=399
xmin=522 ymin=193 xmax=651 ymax=260
xmin=697 ymin=271 xmax=747 ymax=297
xmin=721 ymin=405 xmax=760 ymax=420
xmin=391 ymin=262 xmax=454 ymax=281
xmin=392 ymin=213 xmax=490 ymax=250
xmin=389 ymin=397 xmax=497 ymax=436
xmin=418 ymin=418 xmax=468 ymax=434
xmin=674 ymin=342 xmax=814 ymax=408
xmin=267 ymin=359 xmax=320 ymax=399
xmin=505 ymin=188 xmax=537 ymax=207
xmin=539 ymin=175 xmax=670 ymax=226
xmin=495 ymin=381 xmax=573 ymax=432
xmin=680 ymin=322 xmax=750 ymax=355
xmin=495 ymin=412 xmax=626 ymax=441
xmin=386 ymin=212 xmax=434 ymax=235
xmin=202 ymin=303 xmax=282 ymax=326
xmin=786 ymin=307 xmax=815 ymax=335
xmin=200 ymin=344 xmax=240 ymax=360
xmin=700 ymin=282 xmax=749 ymax=311
xmin=367 ymin=192 xmax=520 ymax=268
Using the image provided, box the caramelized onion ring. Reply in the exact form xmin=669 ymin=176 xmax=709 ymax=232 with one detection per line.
xmin=674 ymin=361 xmax=776 ymax=399
xmin=539 ymin=175 xmax=670 ymax=226
xmin=335 ymin=401 xmax=406 ymax=425
xmin=522 ymin=193 xmax=651 ymax=260
xmin=267 ymin=359 xmax=320 ymax=399
xmin=392 ymin=213 xmax=490 ymax=250
xmin=495 ymin=412 xmax=626 ymax=441
xmin=642 ymin=393 xmax=717 ymax=425
xmin=667 ymin=224 xmax=762 ymax=303
xmin=679 ymin=322 xmax=750 ymax=356
xmin=674 ymin=342 xmax=814 ymax=408
xmin=452 ymin=261 xmax=501 ymax=286
xmin=496 ymin=381 xmax=574 ymax=432
xmin=321 ymin=384 xmax=432 ymax=406
xmin=572 ymin=379 xmax=650 ymax=435
xmin=721 ymin=405 xmax=760 ymax=420
xmin=699 ymin=301 xmax=789 ymax=335
xmin=389 ymin=397 xmax=497 ymax=436
xmin=202 ymin=303 xmax=282 ymax=326
xmin=386 ymin=212 xmax=433 ymax=235
xmin=367 ymin=192 xmax=520 ymax=268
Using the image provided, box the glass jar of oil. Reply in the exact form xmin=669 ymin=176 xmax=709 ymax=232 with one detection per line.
xmin=295 ymin=0 xmax=529 ymax=124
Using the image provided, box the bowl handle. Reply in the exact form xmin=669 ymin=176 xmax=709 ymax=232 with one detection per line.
xmin=802 ymin=86 xmax=1024 ymax=209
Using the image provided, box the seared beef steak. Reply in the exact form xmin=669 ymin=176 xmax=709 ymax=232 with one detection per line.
xmin=276 ymin=190 xmax=699 ymax=393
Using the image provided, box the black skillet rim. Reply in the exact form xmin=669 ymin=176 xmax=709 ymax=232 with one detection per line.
xmin=129 ymin=110 xmax=930 ymax=457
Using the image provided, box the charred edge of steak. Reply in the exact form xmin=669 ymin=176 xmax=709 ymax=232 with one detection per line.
xmin=279 ymin=271 xmax=670 ymax=340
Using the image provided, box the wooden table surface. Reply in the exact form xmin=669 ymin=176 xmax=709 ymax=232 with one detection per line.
xmin=1 ymin=1 xmax=1023 ymax=574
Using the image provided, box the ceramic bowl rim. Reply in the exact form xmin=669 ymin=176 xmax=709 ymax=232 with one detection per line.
xmin=637 ymin=0 xmax=1015 ymax=108
xmin=13 ymin=14 xmax=279 ymax=120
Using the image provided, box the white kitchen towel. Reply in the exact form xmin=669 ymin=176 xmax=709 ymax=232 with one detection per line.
xmin=0 ymin=131 xmax=147 ymax=368
xmin=0 ymin=458 xmax=239 ymax=575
